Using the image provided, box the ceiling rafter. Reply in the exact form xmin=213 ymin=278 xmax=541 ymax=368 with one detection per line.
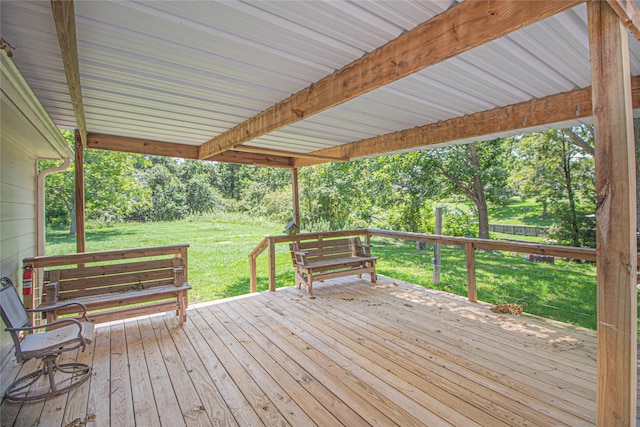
xmin=294 ymin=75 xmax=640 ymax=167
xmin=51 ymin=0 xmax=87 ymax=146
xmin=87 ymin=133 xmax=293 ymax=168
xmin=606 ymin=0 xmax=640 ymax=40
xmin=197 ymin=0 xmax=583 ymax=160
xmin=234 ymin=144 xmax=349 ymax=162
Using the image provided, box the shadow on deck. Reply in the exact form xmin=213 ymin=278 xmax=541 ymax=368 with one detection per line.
xmin=1 ymin=275 xmax=600 ymax=426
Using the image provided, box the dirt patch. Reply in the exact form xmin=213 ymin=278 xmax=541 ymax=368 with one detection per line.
xmin=491 ymin=303 xmax=523 ymax=316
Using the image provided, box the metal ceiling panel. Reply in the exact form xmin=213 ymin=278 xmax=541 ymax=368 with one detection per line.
xmin=1 ymin=0 xmax=638 ymax=160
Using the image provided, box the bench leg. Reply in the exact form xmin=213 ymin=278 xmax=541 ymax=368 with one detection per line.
xmin=371 ymin=262 xmax=377 ymax=283
xmin=177 ymin=292 xmax=187 ymax=324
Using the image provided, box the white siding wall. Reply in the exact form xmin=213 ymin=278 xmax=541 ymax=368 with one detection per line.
xmin=1 ymin=137 xmax=37 ymax=285
xmin=0 ymin=51 xmax=72 ymax=366
xmin=0 ymin=122 xmax=38 ymax=365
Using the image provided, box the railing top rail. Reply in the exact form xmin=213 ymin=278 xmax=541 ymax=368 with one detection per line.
xmin=267 ymin=229 xmax=369 ymax=244
xmin=24 ymin=244 xmax=190 ymax=268
xmin=366 ymin=229 xmax=599 ymax=261
xmin=248 ymin=237 xmax=270 ymax=259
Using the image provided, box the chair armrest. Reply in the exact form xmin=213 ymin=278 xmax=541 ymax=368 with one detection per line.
xmin=6 ymin=317 xmax=85 ymax=334
xmin=30 ymin=301 xmax=90 ymax=322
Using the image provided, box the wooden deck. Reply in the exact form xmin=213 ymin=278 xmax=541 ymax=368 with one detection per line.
xmin=1 ymin=275 xmax=601 ymax=426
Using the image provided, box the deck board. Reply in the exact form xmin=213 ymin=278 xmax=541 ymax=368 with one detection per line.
xmin=0 ymin=275 xmax=609 ymax=426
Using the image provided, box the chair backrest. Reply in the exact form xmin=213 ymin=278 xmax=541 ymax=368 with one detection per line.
xmin=0 ymin=277 xmax=32 ymax=331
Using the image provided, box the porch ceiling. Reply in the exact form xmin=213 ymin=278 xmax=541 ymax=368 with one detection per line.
xmin=1 ymin=1 xmax=639 ymax=167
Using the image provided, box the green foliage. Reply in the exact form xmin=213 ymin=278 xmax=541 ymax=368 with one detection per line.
xmin=45 ymin=216 xmax=600 ymax=330
xmin=42 ymin=130 xmax=148 ymax=229
xmin=44 ymin=124 xmax=601 ymax=247
xmin=512 ymin=128 xmax=596 ymax=247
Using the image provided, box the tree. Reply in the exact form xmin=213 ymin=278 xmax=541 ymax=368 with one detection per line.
xmin=405 ymin=139 xmax=511 ymax=239
xmin=513 ymin=129 xmax=595 ymax=247
xmin=42 ymin=130 xmax=148 ymax=233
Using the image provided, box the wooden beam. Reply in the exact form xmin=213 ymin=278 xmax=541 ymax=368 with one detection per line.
xmin=74 ymin=129 xmax=85 ymax=253
xmin=606 ymin=0 xmax=640 ymax=40
xmin=235 ymin=144 xmax=349 ymax=162
xmin=51 ymin=0 xmax=87 ymax=147
xmin=198 ymin=0 xmax=583 ymax=159
xmin=88 ymin=133 xmax=199 ymax=159
xmin=208 ymin=150 xmax=293 ymax=168
xmin=294 ymin=75 xmax=640 ymax=167
xmin=588 ymin=1 xmax=637 ymax=425
xmin=87 ymin=133 xmax=293 ymax=167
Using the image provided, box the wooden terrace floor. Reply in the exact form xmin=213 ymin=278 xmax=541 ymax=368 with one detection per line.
xmin=1 ymin=275 xmax=602 ymax=426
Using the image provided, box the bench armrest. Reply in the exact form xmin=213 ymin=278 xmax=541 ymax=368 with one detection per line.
xmin=360 ymin=243 xmax=372 ymax=257
xmin=292 ymin=250 xmax=309 ymax=266
xmin=173 ymin=267 xmax=185 ymax=287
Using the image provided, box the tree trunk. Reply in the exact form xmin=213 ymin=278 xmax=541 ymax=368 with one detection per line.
xmin=559 ymin=136 xmax=580 ymax=246
xmin=469 ymin=143 xmax=490 ymax=239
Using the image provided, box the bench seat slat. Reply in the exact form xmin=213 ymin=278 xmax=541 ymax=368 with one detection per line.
xmin=85 ymin=301 xmax=180 ymax=324
xmin=299 ymin=256 xmax=378 ymax=270
xmin=47 ymin=284 xmax=191 ymax=315
xmin=58 ymin=278 xmax=177 ymax=300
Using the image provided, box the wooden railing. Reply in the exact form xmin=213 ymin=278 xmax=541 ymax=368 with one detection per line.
xmin=247 ymin=228 xmax=633 ymax=302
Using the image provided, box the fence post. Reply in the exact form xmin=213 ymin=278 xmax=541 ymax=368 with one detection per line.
xmin=465 ymin=242 xmax=477 ymax=302
xmin=268 ymin=238 xmax=277 ymax=292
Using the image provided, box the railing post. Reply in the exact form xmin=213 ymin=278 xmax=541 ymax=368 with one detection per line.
xmin=465 ymin=242 xmax=477 ymax=302
xmin=249 ymin=254 xmax=258 ymax=293
xmin=268 ymin=238 xmax=276 ymax=292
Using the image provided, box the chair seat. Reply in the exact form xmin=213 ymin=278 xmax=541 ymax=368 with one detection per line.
xmin=20 ymin=322 xmax=94 ymax=357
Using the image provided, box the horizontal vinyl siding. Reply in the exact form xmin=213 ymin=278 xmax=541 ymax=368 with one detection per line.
xmin=1 ymin=130 xmax=38 ymax=365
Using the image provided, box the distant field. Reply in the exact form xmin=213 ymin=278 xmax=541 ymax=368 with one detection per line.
xmin=46 ymin=212 xmax=603 ymax=330
xmin=488 ymin=199 xmax=554 ymax=227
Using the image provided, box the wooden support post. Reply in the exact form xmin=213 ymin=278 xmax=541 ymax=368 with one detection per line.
xmin=249 ymin=256 xmax=258 ymax=293
xmin=588 ymin=2 xmax=638 ymax=425
xmin=465 ymin=242 xmax=477 ymax=303
xmin=74 ymin=129 xmax=86 ymax=254
xmin=291 ymin=167 xmax=300 ymax=229
xmin=268 ymin=238 xmax=276 ymax=292
xmin=433 ymin=207 xmax=443 ymax=284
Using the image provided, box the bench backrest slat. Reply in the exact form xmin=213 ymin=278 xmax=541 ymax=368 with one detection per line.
xmin=297 ymin=238 xmax=353 ymax=250
xmin=53 ymin=258 xmax=180 ymax=280
xmin=291 ymin=238 xmax=365 ymax=266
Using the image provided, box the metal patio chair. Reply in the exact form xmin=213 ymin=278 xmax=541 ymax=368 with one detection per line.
xmin=0 ymin=277 xmax=94 ymax=402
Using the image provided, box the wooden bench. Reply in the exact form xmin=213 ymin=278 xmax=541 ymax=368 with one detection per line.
xmin=23 ymin=245 xmax=191 ymax=325
xmin=289 ymin=237 xmax=377 ymax=296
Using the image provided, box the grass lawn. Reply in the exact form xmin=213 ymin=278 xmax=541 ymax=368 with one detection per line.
xmin=47 ymin=214 xmax=601 ymax=330
xmin=488 ymin=199 xmax=554 ymax=227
